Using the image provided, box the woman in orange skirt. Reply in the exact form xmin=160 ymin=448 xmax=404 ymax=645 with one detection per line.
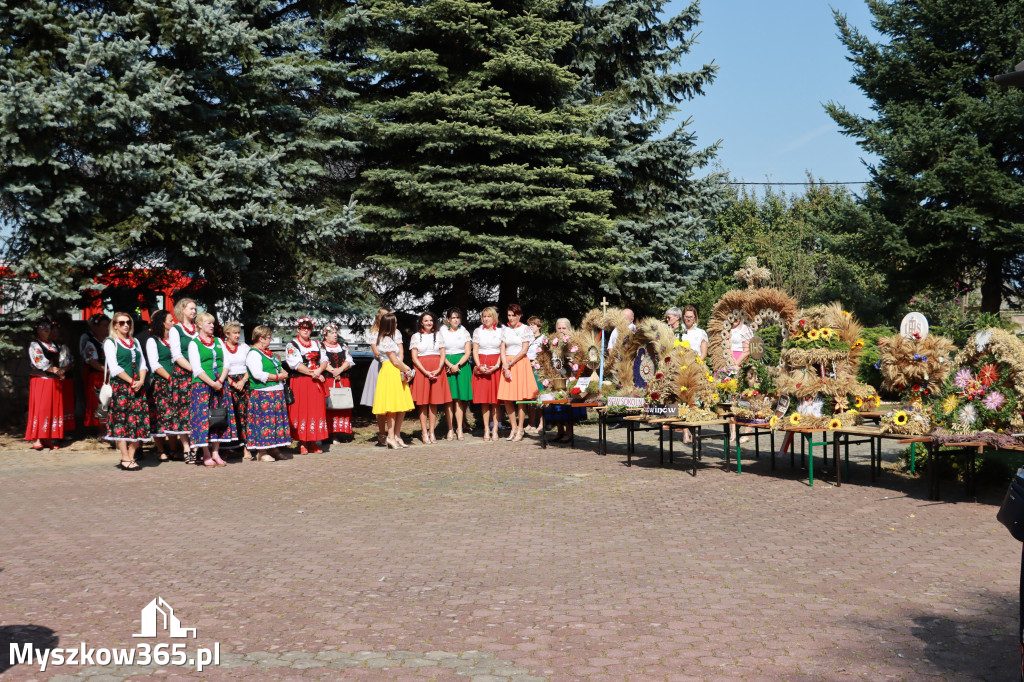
xmin=497 ymin=304 xmax=538 ymax=442
xmin=410 ymin=312 xmax=451 ymax=444
xmin=472 ymin=307 xmax=504 ymax=441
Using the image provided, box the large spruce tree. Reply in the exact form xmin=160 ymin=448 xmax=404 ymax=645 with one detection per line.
xmin=0 ymin=0 xmax=363 ymax=325
xmin=338 ymin=0 xmax=615 ymax=319
xmin=825 ymin=0 xmax=1024 ymax=313
xmin=570 ymin=0 xmax=727 ymax=315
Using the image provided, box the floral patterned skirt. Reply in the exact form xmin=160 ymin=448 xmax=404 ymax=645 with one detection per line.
xmin=168 ymin=365 xmax=192 ymax=434
xmin=25 ymin=375 xmax=64 ymax=441
xmin=106 ymin=378 xmax=152 ymax=442
xmin=229 ymin=374 xmax=250 ymax=443
xmin=148 ymin=375 xmax=174 ymax=437
xmin=189 ymin=383 xmax=237 ymax=447
xmin=326 ymin=376 xmax=353 ymax=434
xmin=288 ymin=375 xmax=328 ymax=441
xmin=248 ymin=390 xmax=292 ymax=450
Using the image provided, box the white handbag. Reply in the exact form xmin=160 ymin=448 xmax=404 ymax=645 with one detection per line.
xmin=326 ymin=385 xmax=354 ymax=410
xmin=98 ymin=364 xmax=113 ymax=407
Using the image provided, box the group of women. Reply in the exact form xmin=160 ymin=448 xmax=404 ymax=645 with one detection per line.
xmin=358 ymin=304 xmax=541 ymax=448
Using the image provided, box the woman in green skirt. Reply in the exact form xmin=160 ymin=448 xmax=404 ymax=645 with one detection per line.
xmin=440 ymin=307 xmax=473 ymax=440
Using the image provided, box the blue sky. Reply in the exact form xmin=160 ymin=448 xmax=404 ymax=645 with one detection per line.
xmin=666 ymin=0 xmax=882 ymax=190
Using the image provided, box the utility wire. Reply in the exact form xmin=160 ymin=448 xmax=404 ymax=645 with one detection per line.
xmin=727 ymin=181 xmax=870 ymax=186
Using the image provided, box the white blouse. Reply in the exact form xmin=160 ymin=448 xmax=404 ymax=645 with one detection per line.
xmin=188 ymin=337 xmax=225 ymax=378
xmin=503 ymin=324 xmax=533 ymax=350
xmin=438 ymin=326 xmax=471 ymax=354
xmin=681 ymin=327 xmax=709 ymax=352
xmin=169 ymin=323 xmax=198 ymax=362
xmin=104 ymin=337 xmax=148 ymax=377
xmin=730 ymin=324 xmax=754 ymax=352
xmin=473 ymin=326 xmax=504 ymax=355
xmin=365 ymin=328 xmax=403 ymax=345
xmin=378 ymin=335 xmax=400 ymax=357
xmin=409 ymin=331 xmax=444 ymax=357
xmin=246 ymin=348 xmax=284 ymax=392
xmin=222 ymin=341 xmax=250 ymax=376
xmin=285 ymin=339 xmax=325 ymax=370
xmin=145 ymin=337 xmax=171 ymax=375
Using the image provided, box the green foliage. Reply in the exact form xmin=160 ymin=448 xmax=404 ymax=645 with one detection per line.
xmin=825 ymin=0 xmax=1024 ymax=314
xmin=758 ymin=324 xmax=782 ymax=368
xmin=856 ymin=326 xmax=895 ymax=393
xmin=682 ymin=184 xmax=890 ymax=324
xmin=739 ymin=357 xmax=775 ymax=394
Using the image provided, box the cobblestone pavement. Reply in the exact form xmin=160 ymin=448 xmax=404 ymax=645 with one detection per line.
xmin=0 ymin=425 xmax=1017 ymax=680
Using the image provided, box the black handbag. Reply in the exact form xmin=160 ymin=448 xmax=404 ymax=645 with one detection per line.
xmin=208 ymin=406 xmax=228 ymax=430
xmin=997 ymin=468 xmax=1024 ymax=542
xmin=283 ymin=382 xmax=295 ymax=406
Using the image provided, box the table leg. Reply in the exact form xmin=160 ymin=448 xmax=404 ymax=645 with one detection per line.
xmin=669 ymin=425 xmax=675 ymax=465
xmin=770 ymin=431 xmax=776 ymax=470
xmin=844 ymin=434 xmax=850 ymax=483
xmin=870 ymin=437 xmax=876 ymax=483
xmin=658 ymin=425 xmax=664 ymax=467
xmin=541 ymin=419 xmax=548 ymax=450
xmin=928 ymin=442 xmax=939 ymax=501
xmin=725 ymin=426 xmax=732 ymax=471
xmin=691 ymin=426 xmax=698 ymax=477
xmin=599 ymin=415 xmax=606 ymax=456
xmin=910 ymin=442 xmax=916 ymax=475
xmin=569 ymin=418 xmax=575 ymax=449
xmin=832 ymin=432 xmax=840 ymax=487
xmin=808 ymin=434 xmax=814 ymax=487
xmin=736 ymin=435 xmax=742 ymax=473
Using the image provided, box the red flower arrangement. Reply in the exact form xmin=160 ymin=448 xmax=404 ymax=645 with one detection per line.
xmin=650 ymin=392 xmax=660 ymax=401
xmin=655 ymin=372 xmax=664 ymax=379
xmin=978 ymin=363 xmax=999 ymax=387
xmin=570 ymin=387 xmax=582 ymax=396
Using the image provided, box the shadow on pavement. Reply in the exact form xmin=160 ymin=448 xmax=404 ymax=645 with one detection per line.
xmin=0 ymin=624 xmax=57 ymax=672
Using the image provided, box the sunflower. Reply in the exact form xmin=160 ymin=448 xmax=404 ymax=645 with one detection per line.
xmin=807 ymin=329 xmax=821 ymax=341
xmin=854 ymin=397 xmax=863 ymax=409
xmin=711 ymin=393 xmax=720 ymax=403
xmin=893 ymin=410 xmax=909 ymax=426
xmin=828 ymin=418 xmax=842 ymax=430
xmin=789 ymin=413 xmax=802 ymax=426
xmin=769 ymin=416 xmax=779 ymax=429
xmin=819 ymin=328 xmax=834 ymax=341
xmin=852 ymin=339 xmax=865 ymax=349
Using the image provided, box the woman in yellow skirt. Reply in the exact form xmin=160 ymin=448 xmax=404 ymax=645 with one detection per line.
xmin=497 ymin=303 xmax=538 ymax=441
xmin=372 ymin=313 xmax=415 ymax=448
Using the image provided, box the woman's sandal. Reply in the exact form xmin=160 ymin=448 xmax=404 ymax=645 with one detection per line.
xmin=446 ymin=430 xmax=455 ymax=441
xmin=457 ymin=430 xmax=465 ymax=441
xmin=119 ymin=460 xmax=141 ymax=471
xmin=512 ymin=430 xmax=525 ymax=442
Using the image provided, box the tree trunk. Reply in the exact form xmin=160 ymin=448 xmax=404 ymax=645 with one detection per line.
xmin=980 ymin=252 xmax=1004 ymax=314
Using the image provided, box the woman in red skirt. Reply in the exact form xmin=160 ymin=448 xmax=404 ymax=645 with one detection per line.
xmin=26 ymin=320 xmax=66 ymax=450
xmin=285 ymin=317 xmax=328 ymax=454
xmin=497 ymin=303 xmax=538 ymax=442
xmin=322 ymin=324 xmax=354 ymax=443
xmin=79 ymin=313 xmax=109 ymax=435
xmin=410 ymin=312 xmax=451 ymax=444
xmin=472 ymin=306 xmax=504 ymax=441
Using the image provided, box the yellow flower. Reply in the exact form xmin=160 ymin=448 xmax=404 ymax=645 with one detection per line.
xmin=807 ymin=329 xmax=821 ymax=341
xmin=681 ymin=365 xmax=687 ymax=370
xmin=843 ymin=310 xmax=852 ymax=317
xmin=712 ymin=393 xmax=720 ymax=402
xmin=706 ymin=374 xmax=714 ymax=382
xmin=769 ymin=416 xmax=779 ymax=429
xmin=819 ymin=328 xmax=833 ymax=340
xmin=893 ymin=410 xmax=908 ymax=426
xmin=854 ymin=397 xmax=863 ymax=408
xmin=942 ymin=395 xmax=958 ymax=415
xmin=681 ymin=340 xmax=690 ymax=348
xmin=789 ymin=413 xmax=802 ymax=426
xmin=852 ymin=339 xmax=864 ymax=349
xmin=680 ymin=386 xmax=687 ymax=391
xmin=828 ymin=418 xmax=842 ymax=430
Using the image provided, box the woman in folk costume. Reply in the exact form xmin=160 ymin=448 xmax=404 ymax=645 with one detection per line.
xmin=409 ymin=311 xmax=451 ymax=444
xmin=103 ymin=312 xmax=151 ymax=470
xmin=221 ymin=321 xmax=252 ymax=460
xmin=285 ymin=317 xmax=328 ymax=454
xmin=26 ymin=320 xmax=67 ymax=450
xmin=79 ymin=313 xmax=109 ymax=434
xmin=439 ymin=307 xmax=473 ymax=441
xmin=322 ymin=324 xmax=354 ymax=442
xmin=371 ymin=313 xmax=415 ymax=448
xmin=472 ymin=307 xmax=504 ymax=441
xmin=497 ymin=303 xmax=537 ymax=442
xmin=49 ymin=321 xmax=76 ymax=436
xmin=187 ymin=312 xmax=237 ymax=467
xmin=245 ymin=325 xmax=292 ymax=462
xmin=145 ymin=310 xmax=185 ymax=461
xmin=168 ymin=298 xmax=199 ymax=461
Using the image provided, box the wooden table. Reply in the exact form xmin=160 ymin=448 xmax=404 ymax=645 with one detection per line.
xmin=651 ymin=418 xmax=730 ymax=475
xmin=833 ymin=424 xmax=910 ymax=482
xmin=776 ymin=427 xmax=836 ymax=487
xmin=593 ymin=406 xmax=644 ymax=456
xmin=895 ymin=437 xmax=988 ymax=500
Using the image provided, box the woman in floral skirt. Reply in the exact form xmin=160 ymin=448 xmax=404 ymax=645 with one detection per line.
xmin=187 ymin=312 xmax=237 ymax=467
xmin=222 ymin=321 xmax=252 ymax=460
xmin=145 ymin=310 xmax=183 ymax=461
xmin=169 ymin=298 xmax=199 ymax=461
xmin=103 ymin=312 xmax=151 ymax=470
xmin=245 ymin=326 xmax=292 ymax=461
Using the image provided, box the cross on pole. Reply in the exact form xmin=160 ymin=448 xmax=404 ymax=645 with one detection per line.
xmin=600 ymin=296 xmax=609 ymax=314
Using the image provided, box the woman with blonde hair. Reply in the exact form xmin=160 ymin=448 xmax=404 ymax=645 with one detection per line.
xmin=245 ymin=325 xmax=292 ymax=461
xmin=360 ymin=307 xmax=405 ymax=445
xmin=103 ymin=312 xmax=151 ymax=470
xmin=187 ymin=311 xmax=236 ymax=467
xmin=168 ymin=298 xmax=198 ymax=461
xmin=372 ymin=313 xmax=415 ymax=448
xmin=472 ymin=306 xmax=504 ymax=441
xmin=221 ymin=320 xmax=252 ymax=459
